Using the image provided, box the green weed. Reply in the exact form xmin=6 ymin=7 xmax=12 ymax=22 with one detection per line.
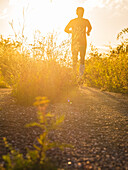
xmin=0 ymin=97 xmax=71 ymax=170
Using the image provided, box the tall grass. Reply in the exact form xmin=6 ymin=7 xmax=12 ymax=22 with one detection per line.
xmin=0 ymin=34 xmax=75 ymax=105
xmin=13 ymin=58 xmax=74 ymax=105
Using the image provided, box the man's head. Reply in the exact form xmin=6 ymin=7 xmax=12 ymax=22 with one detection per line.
xmin=76 ymin=7 xmax=84 ymax=18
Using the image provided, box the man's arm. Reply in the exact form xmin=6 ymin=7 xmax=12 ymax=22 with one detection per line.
xmin=86 ymin=20 xmax=92 ymax=36
xmin=64 ymin=21 xmax=72 ymax=34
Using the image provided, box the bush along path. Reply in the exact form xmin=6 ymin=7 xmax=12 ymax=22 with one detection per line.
xmin=0 ymin=87 xmax=128 ymax=169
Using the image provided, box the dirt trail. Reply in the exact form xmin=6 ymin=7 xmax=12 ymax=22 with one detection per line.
xmin=0 ymin=87 xmax=128 ymax=169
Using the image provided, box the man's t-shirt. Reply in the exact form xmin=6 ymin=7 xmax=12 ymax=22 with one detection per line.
xmin=66 ymin=18 xmax=91 ymax=48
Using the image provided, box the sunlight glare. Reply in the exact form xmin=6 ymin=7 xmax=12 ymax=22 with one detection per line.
xmin=9 ymin=0 xmax=95 ymax=44
xmin=31 ymin=0 xmax=77 ymax=32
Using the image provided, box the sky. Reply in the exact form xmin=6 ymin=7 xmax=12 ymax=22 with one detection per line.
xmin=0 ymin=0 xmax=128 ymax=51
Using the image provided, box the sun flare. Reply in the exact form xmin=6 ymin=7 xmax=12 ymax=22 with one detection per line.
xmin=10 ymin=0 xmax=76 ymax=34
xmin=9 ymin=0 xmax=94 ymax=43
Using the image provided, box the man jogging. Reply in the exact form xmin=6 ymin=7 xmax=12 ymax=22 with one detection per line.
xmin=64 ymin=7 xmax=92 ymax=76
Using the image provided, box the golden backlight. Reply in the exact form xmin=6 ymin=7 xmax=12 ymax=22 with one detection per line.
xmin=11 ymin=0 xmax=76 ymax=35
xmin=10 ymin=0 xmax=95 ymax=41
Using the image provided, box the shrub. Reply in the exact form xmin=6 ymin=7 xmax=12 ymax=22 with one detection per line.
xmin=84 ymin=45 xmax=128 ymax=93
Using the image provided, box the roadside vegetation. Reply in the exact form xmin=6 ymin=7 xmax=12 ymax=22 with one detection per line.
xmin=0 ymin=32 xmax=76 ymax=105
xmin=84 ymin=36 xmax=128 ymax=93
xmin=84 ymin=28 xmax=128 ymax=93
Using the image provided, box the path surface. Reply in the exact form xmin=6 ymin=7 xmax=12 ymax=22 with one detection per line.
xmin=0 ymin=87 xmax=128 ymax=169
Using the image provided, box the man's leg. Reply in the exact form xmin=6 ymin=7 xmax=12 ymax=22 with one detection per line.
xmin=79 ymin=45 xmax=86 ymax=76
xmin=72 ymin=49 xmax=78 ymax=73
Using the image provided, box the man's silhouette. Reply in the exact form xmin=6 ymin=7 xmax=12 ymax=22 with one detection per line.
xmin=64 ymin=7 xmax=92 ymax=76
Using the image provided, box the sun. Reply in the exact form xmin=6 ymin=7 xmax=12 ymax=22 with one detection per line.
xmin=10 ymin=0 xmax=78 ymax=35
xmin=9 ymin=0 xmax=94 ymax=44
xmin=30 ymin=0 xmax=77 ymax=32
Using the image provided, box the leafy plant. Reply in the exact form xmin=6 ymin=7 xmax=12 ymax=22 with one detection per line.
xmin=0 ymin=97 xmax=71 ymax=170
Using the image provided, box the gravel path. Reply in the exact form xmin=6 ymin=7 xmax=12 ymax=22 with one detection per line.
xmin=0 ymin=87 xmax=128 ymax=169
